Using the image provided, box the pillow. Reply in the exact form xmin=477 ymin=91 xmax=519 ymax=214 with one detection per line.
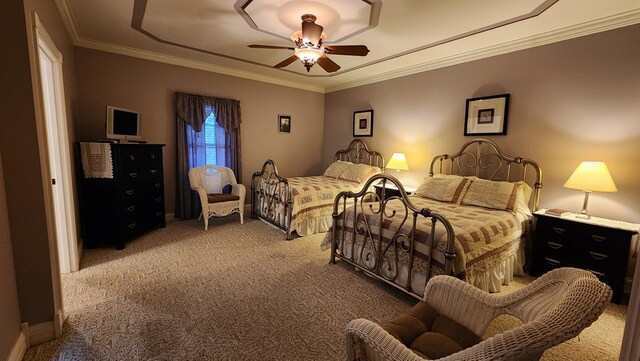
xmin=323 ymin=160 xmax=353 ymax=178
xmin=339 ymin=163 xmax=382 ymax=183
xmin=414 ymin=175 xmax=471 ymax=204
xmin=514 ymin=181 xmax=533 ymax=215
xmin=461 ymin=178 xmax=520 ymax=211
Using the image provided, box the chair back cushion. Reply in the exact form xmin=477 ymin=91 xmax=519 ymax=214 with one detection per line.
xmin=383 ymin=301 xmax=481 ymax=359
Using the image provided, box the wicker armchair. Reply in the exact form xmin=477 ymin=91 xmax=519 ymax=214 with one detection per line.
xmin=345 ymin=268 xmax=612 ymax=361
xmin=188 ymin=165 xmax=245 ymax=230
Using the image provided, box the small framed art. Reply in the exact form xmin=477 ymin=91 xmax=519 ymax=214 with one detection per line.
xmin=353 ymin=109 xmax=374 ymax=137
xmin=464 ymin=94 xmax=510 ymax=136
xmin=278 ymin=114 xmax=291 ymax=133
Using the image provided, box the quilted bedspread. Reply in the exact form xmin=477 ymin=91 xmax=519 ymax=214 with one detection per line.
xmin=321 ymin=196 xmax=531 ymax=278
xmin=287 ymin=176 xmax=363 ymax=226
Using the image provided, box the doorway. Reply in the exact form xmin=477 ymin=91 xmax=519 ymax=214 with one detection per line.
xmin=34 ymin=14 xmax=79 ymax=274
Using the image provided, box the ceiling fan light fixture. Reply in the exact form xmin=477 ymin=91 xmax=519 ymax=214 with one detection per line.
xmin=294 ymin=46 xmax=323 ymax=72
xmin=249 ymin=13 xmax=368 ymax=73
xmin=291 ymin=31 xmax=327 ymax=48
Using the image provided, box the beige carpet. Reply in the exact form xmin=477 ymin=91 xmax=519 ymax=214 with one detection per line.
xmin=23 ymin=217 xmax=626 ymax=360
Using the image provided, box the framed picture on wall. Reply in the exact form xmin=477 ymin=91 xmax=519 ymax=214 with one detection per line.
xmin=278 ymin=114 xmax=291 ymax=133
xmin=353 ymin=109 xmax=374 ymax=137
xmin=464 ymin=94 xmax=510 ymax=136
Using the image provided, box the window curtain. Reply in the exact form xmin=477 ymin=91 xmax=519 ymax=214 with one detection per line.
xmin=175 ymin=92 xmax=242 ymax=219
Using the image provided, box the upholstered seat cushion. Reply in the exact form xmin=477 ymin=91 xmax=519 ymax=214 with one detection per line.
xmin=207 ymin=193 xmax=240 ymax=203
xmin=382 ymin=301 xmax=482 ymax=359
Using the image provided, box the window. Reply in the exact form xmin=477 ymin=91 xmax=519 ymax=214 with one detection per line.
xmin=186 ymin=109 xmax=227 ymax=168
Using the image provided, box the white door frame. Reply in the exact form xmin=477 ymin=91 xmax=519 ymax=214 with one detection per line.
xmin=33 ymin=14 xmax=79 ymax=275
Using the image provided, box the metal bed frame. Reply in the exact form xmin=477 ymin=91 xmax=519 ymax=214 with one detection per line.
xmin=329 ymin=138 xmax=543 ymax=299
xmin=251 ymin=139 xmax=384 ymax=240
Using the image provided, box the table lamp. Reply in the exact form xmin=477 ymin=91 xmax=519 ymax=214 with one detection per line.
xmin=563 ymin=161 xmax=617 ymax=219
xmin=386 ymin=153 xmax=409 ymax=173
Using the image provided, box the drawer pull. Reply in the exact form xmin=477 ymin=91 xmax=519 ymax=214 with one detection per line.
xmin=544 ymin=258 xmax=561 ymax=266
xmin=126 ymin=206 xmax=136 ymax=212
xmin=129 ymin=155 xmax=135 ymax=161
xmin=547 ymin=241 xmax=563 ymax=250
xmin=592 ymin=235 xmax=607 ymax=242
xmin=552 ymin=227 xmax=566 ymax=234
xmin=125 ymin=189 xmax=134 ymax=196
xmin=129 ymin=172 xmax=138 ymax=178
xmin=128 ymin=223 xmax=137 ymax=230
xmin=588 ymin=269 xmax=605 ymax=278
xmin=589 ymin=251 xmax=608 ymax=260
xmin=156 ymin=212 xmax=163 ymax=218
xmin=155 ymin=197 xmax=162 ymax=203
xmin=150 ymin=169 xmax=158 ymax=175
xmin=154 ymin=183 xmax=161 ymax=188
xmin=150 ymin=154 xmax=156 ymax=159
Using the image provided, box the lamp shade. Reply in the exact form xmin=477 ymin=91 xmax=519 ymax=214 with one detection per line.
xmin=564 ymin=161 xmax=617 ymax=192
xmin=386 ymin=153 xmax=409 ymax=171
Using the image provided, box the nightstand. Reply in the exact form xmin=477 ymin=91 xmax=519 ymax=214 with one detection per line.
xmin=373 ymin=182 xmax=416 ymax=201
xmin=532 ymin=209 xmax=639 ymax=304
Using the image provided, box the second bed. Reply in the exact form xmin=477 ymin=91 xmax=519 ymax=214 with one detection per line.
xmin=322 ymin=138 xmax=543 ymax=298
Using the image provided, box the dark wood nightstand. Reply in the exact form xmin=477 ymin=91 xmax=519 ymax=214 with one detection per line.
xmin=372 ymin=182 xmax=416 ymax=201
xmin=532 ymin=210 xmax=639 ymax=304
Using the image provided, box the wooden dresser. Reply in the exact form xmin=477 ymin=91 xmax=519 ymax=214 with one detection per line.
xmin=532 ymin=210 xmax=639 ymax=304
xmin=78 ymin=143 xmax=166 ymax=249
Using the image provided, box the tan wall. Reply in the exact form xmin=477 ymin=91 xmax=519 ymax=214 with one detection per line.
xmin=0 ymin=150 xmax=21 ymax=361
xmin=0 ymin=0 xmax=79 ymax=347
xmin=74 ymin=48 xmax=325 ymax=214
xmin=0 ymin=0 xmax=52 ymax=328
xmin=324 ymin=24 xmax=640 ymax=224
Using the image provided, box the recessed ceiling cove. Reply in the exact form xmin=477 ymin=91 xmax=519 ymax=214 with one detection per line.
xmin=234 ymin=0 xmax=381 ymax=43
xmin=59 ymin=0 xmax=640 ymax=91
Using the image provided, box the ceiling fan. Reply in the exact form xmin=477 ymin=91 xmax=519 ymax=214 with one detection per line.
xmin=248 ymin=14 xmax=370 ymax=73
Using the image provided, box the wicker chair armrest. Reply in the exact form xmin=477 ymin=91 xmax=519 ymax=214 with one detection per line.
xmin=231 ymin=183 xmax=246 ymax=198
xmin=345 ymin=319 xmax=427 ymax=361
xmin=423 ymin=276 xmax=501 ymax=335
xmin=191 ymin=186 xmax=209 ymax=207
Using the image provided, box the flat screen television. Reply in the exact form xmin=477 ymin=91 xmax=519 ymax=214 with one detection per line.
xmin=106 ymin=106 xmax=142 ymax=141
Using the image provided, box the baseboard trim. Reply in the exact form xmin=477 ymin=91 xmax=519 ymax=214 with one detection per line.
xmin=27 ymin=320 xmax=56 ymax=346
xmin=6 ymin=326 xmax=28 ymax=361
xmin=54 ymin=308 xmax=64 ymax=338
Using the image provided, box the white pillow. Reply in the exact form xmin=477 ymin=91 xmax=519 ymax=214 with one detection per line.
xmin=461 ymin=178 xmax=520 ymax=211
xmin=414 ymin=175 xmax=471 ymax=204
xmin=323 ymin=160 xmax=353 ymax=178
xmin=514 ymin=181 xmax=533 ymax=215
xmin=339 ymin=164 xmax=382 ymax=183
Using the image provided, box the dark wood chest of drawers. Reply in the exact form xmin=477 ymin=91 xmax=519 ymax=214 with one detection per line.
xmin=532 ymin=212 xmax=637 ymax=304
xmin=78 ymin=143 xmax=166 ymax=249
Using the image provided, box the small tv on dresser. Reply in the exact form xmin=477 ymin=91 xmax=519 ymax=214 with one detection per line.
xmin=106 ymin=105 xmax=142 ymax=142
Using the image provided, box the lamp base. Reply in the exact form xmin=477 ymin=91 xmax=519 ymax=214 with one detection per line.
xmin=576 ymin=191 xmax=592 ymax=219
xmin=575 ymin=212 xmax=591 ymax=220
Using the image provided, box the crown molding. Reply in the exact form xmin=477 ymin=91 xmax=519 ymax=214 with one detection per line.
xmin=74 ymin=38 xmax=325 ymax=93
xmin=54 ymin=0 xmax=79 ymax=42
xmin=55 ymin=0 xmax=324 ymax=93
xmin=326 ymin=9 xmax=640 ymax=92
xmin=55 ymin=0 xmax=640 ymax=94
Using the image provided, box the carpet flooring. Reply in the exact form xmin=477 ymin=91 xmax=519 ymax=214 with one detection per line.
xmin=23 ymin=216 xmax=627 ymax=360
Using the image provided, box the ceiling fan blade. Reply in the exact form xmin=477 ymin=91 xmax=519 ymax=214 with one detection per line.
xmin=274 ymin=55 xmax=299 ymax=68
xmin=324 ymin=45 xmax=370 ymax=56
xmin=301 ymin=20 xmax=323 ymax=46
xmin=248 ymin=44 xmax=295 ymax=50
xmin=316 ymin=55 xmax=340 ymax=73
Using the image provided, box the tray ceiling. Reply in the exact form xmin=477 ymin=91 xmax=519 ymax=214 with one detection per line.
xmin=56 ymin=0 xmax=640 ymax=92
